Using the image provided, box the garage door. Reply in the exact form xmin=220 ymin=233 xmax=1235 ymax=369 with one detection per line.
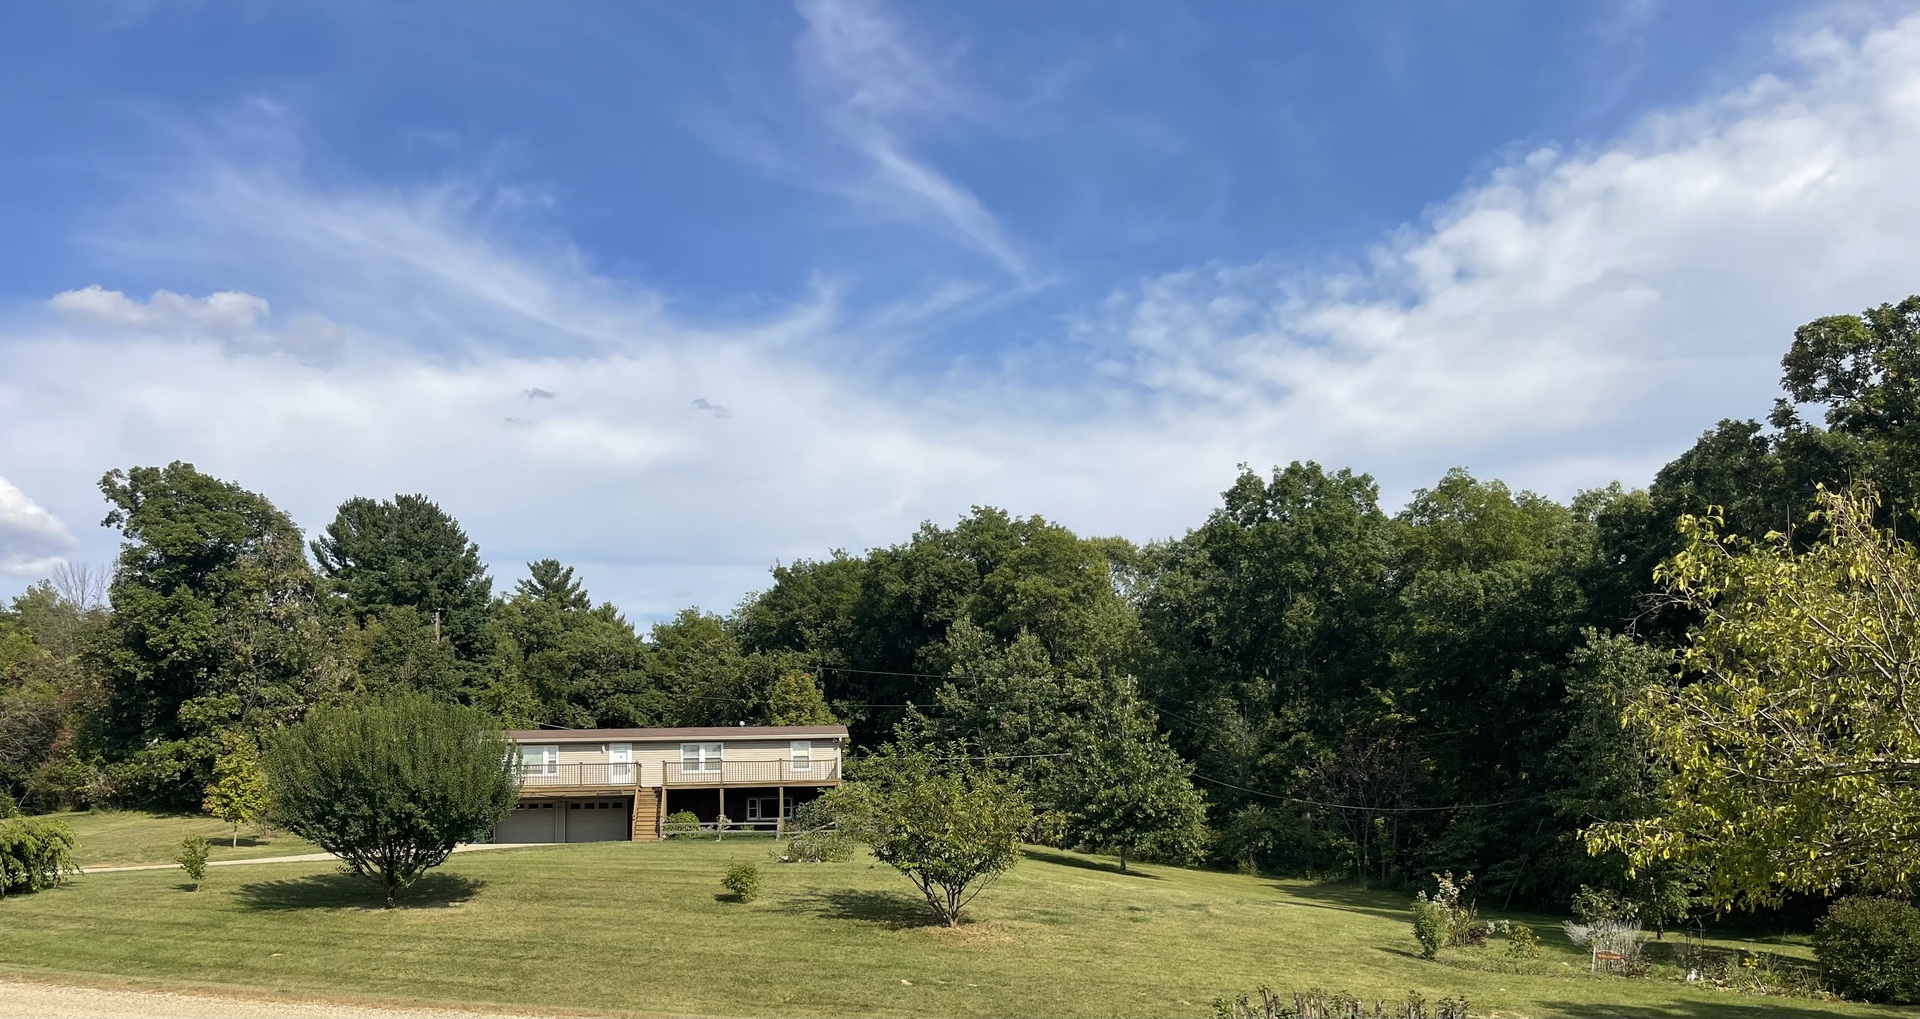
xmin=493 ymin=800 xmax=560 ymax=843
xmin=566 ymin=799 xmax=631 ymax=842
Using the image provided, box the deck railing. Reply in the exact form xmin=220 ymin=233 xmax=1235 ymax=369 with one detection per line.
xmin=664 ymin=760 xmax=841 ymax=786
xmin=510 ymin=759 xmax=842 ymax=788
xmin=514 ymin=762 xmax=639 ymax=788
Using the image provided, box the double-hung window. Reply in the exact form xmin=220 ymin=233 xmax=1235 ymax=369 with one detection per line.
xmin=520 ymin=744 xmax=558 ymax=777
xmin=790 ymin=740 xmax=813 ymax=773
xmin=681 ymin=742 xmax=723 ymax=773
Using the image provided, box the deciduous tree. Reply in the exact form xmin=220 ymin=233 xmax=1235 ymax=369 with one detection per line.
xmin=842 ymin=746 xmax=1033 ymax=927
xmin=1588 ymin=485 xmax=1920 ymax=907
xmin=264 ymin=695 xmax=517 ymax=907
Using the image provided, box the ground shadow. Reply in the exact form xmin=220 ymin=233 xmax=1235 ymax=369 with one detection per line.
xmin=1533 ymin=998 xmax=1873 ymax=1019
xmin=1275 ymin=880 xmax=1418 ymax=924
xmin=1023 ymin=847 xmax=1161 ymax=878
xmin=234 ymin=871 xmax=484 ymax=911
xmin=203 ymin=835 xmax=274 ymax=850
xmin=774 ymin=888 xmax=941 ymax=929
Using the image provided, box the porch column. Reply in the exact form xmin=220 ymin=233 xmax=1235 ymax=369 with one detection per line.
xmin=660 ymin=785 xmax=668 ymax=839
xmin=777 ymin=785 xmax=786 ymax=837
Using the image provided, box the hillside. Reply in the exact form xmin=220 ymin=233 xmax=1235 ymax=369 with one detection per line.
xmin=0 ymin=835 xmax=1898 ymax=1018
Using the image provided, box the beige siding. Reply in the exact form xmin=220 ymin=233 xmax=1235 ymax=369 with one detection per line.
xmin=511 ymin=736 xmax=841 ymax=788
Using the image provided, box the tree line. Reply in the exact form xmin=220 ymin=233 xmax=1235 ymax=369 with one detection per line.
xmin=2 ymin=295 xmax=1916 ymax=916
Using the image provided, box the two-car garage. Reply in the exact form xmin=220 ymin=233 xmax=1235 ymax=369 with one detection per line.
xmin=490 ymin=797 xmax=632 ymax=843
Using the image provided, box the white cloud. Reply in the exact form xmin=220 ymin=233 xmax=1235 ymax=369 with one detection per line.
xmin=48 ymin=284 xmax=345 ymax=364
xmin=782 ymin=0 xmax=1029 ymax=278
xmin=0 ymin=477 xmax=75 ymax=579
xmin=1 ymin=10 xmax=1915 ymax=619
xmin=1085 ymin=10 xmax=1920 ymax=472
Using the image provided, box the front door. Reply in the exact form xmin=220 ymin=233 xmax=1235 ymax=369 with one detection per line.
xmin=609 ymin=742 xmax=633 ymax=784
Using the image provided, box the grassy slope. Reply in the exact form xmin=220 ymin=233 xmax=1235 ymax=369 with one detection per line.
xmin=0 ymin=839 xmax=1898 ymax=1019
xmin=49 ymin=810 xmax=320 ymax=867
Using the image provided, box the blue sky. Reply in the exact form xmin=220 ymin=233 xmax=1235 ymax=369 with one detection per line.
xmin=2 ymin=0 xmax=1916 ymax=620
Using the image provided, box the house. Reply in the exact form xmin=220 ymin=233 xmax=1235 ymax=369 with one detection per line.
xmin=491 ymin=724 xmax=847 ymax=843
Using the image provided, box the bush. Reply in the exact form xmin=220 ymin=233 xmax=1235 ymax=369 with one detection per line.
xmin=721 ymin=862 xmax=760 ymax=902
xmin=264 ymin=695 xmax=518 ymax=907
xmin=1213 ymin=986 xmax=1473 ymax=1019
xmin=176 ymin=835 xmax=210 ymax=890
xmin=1502 ymin=921 xmax=1542 ymax=961
xmin=1411 ymin=896 xmax=1448 ymax=959
xmin=663 ymin=810 xmax=703 ymax=839
xmin=1814 ymin=895 xmax=1920 ymax=1004
xmin=0 ymin=788 xmax=18 ymax=818
xmin=778 ymin=796 xmax=854 ymax=863
xmin=1571 ymin=885 xmax=1637 ymax=924
xmin=1411 ymin=872 xmax=1491 ymax=957
xmin=0 ymin=816 xmax=79 ymax=898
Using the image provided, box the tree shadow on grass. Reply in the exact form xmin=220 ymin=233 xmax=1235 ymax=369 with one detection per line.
xmin=234 ymin=871 xmax=484 ymax=911
xmin=202 ymin=835 xmax=273 ymax=850
xmin=774 ymin=888 xmax=940 ymax=929
xmin=1274 ymin=881 xmax=1416 ymax=924
xmin=1023 ymin=847 xmax=1161 ymax=878
xmin=1532 ymin=998 xmax=1869 ymax=1019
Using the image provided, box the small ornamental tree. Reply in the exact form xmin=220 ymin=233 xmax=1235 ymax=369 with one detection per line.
xmin=203 ymin=734 xmax=270 ymax=847
xmin=1063 ymin=729 xmax=1208 ymax=872
xmin=847 ymin=746 xmax=1033 ymax=928
xmin=264 ymin=695 xmax=517 ymax=907
xmin=1587 ymin=486 xmax=1920 ymax=908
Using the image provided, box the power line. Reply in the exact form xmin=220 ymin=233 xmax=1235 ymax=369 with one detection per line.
xmin=1188 ymin=772 xmax=1556 ymax=814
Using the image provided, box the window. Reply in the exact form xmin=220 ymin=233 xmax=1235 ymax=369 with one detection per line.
xmin=790 ymin=740 xmax=813 ymax=772
xmin=744 ymin=797 xmax=794 ymax=821
xmin=519 ymin=744 xmax=558 ymax=776
xmin=681 ymin=742 xmax=723 ymax=773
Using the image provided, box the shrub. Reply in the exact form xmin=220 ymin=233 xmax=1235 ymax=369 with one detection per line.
xmin=778 ymin=796 xmax=853 ymax=863
xmin=264 ymin=695 xmax=518 ymax=907
xmin=0 ymin=788 xmax=18 ymax=818
xmin=1213 ymin=986 xmax=1473 ymax=1019
xmin=0 ymin=816 xmax=79 ymax=898
xmin=663 ymin=810 xmax=703 ymax=839
xmin=1411 ymin=896 xmax=1448 ymax=959
xmin=1562 ymin=918 xmax=1645 ymax=975
xmin=176 ymin=835 xmax=210 ymax=890
xmin=1411 ymin=872 xmax=1491 ymax=957
xmin=721 ymin=862 xmax=760 ymax=902
xmin=1571 ymin=885 xmax=1637 ymax=924
xmin=1502 ymin=921 xmax=1542 ymax=961
xmin=714 ymin=813 xmax=732 ymax=839
xmin=1814 ymin=895 xmax=1920 ymax=1004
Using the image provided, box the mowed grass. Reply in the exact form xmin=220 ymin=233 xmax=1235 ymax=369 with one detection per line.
xmin=0 ymin=838 xmax=1901 ymax=1019
xmin=48 ymin=810 xmax=320 ymax=867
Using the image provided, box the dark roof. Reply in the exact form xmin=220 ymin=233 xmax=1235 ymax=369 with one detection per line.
xmin=504 ymin=724 xmax=848 ymax=742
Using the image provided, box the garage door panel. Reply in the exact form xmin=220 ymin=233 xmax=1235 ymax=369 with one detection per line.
xmin=493 ymin=801 xmax=559 ymax=843
xmin=566 ymin=799 xmax=631 ymax=842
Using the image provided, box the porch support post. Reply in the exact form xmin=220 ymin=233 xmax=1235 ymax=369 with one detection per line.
xmin=660 ymin=785 xmax=668 ymax=839
xmin=777 ymin=785 xmax=786 ymax=838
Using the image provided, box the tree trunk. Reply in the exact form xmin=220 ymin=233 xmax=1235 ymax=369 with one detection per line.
xmin=1119 ymin=844 xmax=1129 ymax=873
xmin=231 ymin=823 xmax=238 ymax=848
xmin=382 ymin=867 xmax=397 ymax=909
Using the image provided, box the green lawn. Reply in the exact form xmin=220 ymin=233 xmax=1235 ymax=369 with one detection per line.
xmin=0 ymin=837 xmax=1897 ymax=1019
xmin=49 ymin=810 xmax=320 ymax=867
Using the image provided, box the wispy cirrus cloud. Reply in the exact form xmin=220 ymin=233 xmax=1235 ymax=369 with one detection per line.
xmin=705 ymin=0 xmax=1030 ymax=281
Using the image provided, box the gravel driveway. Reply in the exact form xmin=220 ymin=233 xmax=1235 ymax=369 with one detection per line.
xmin=0 ymin=980 xmax=549 ymax=1019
